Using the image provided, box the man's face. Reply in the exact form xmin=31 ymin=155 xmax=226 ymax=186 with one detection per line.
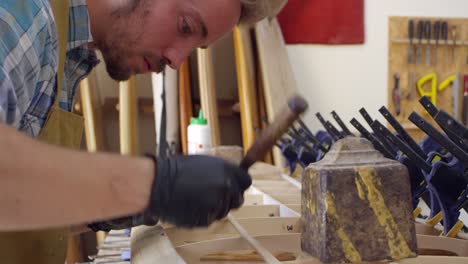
xmin=96 ymin=0 xmax=241 ymax=81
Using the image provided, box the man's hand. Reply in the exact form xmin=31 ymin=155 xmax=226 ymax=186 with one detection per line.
xmin=150 ymin=155 xmax=252 ymax=227
xmin=88 ymin=154 xmax=251 ymax=231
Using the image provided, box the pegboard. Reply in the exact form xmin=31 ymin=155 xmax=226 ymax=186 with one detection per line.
xmin=388 ymin=16 xmax=468 ymax=141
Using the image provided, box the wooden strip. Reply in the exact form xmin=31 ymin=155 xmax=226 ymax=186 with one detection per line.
xmin=165 ymin=68 xmax=181 ymax=154
xmin=78 ymin=71 xmax=107 ymax=246
xmin=119 ymin=77 xmax=139 ymax=155
xmin=131 ymin=225 xmax=184 ymax=263
xmin=79 ymin=71 xmax=106 ymax=152
xmin=197 ymin=48 xmax=220 ymax=146
xmin=230 ymin=205 xmax=280 ymax=218
xmin=178 ymin=59 xmax=193 ymax=154
xmin=165 ymin=217 xmax=300 ymax=247
xmin=257 ymin=67 xmax=274 ymax=164
xmin=233 ymin=25 xmax=260 ymax=152
xmin=201 ymin=250 xmax=296 ymax=261
xmin=152 ymin=72 xmax=163 ymax=153
xmin=227 ymin=214 xmax=282 ymax=264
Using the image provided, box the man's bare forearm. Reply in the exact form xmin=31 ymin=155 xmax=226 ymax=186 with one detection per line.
xmin=0 ymin=123 xmax=154 ymax=231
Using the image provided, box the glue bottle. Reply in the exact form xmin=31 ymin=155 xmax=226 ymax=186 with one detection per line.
xmin=187 ymin=109 xmax=211 ymax=154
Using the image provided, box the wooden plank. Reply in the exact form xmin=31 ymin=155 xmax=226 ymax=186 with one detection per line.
xmin=417 ymin=234 xmax=468 ymax=257
xmin=253 ymin=187 xmax=301 ymax=195
xmin=173 ymin=233 xmax=468 ymax=264
xmin=244 ymin=194 xmax=264 ymax=206
xmin=253 ymin=180 xmax=296 ymax=189
xmin=201 ymin=250 xmax=296 ymax=262
xmin=285 ymin=204 xmax=301 ymax=214
xmin=230 ymin=205 xmax=280 ymax=218
xmin=119 ymin=77 xmax=139 ymax=155
xmin=178 ymin=59 xmax=193 ymax=154
xmin=255 ymin=18 xmax=298 ymax=167
xmin=388 ymin=16 xmax=468 ymax=142
xmin=131 ymin=225 xmax=184 ymax=263
xmin=197 ymin=47 xmax=220 ymax=146
xmin=77 ymin=71 xmax=107 ymax=247
xmin=165 ymin=68 xmax=181 ymax=154
xmin=152 ymin=69 xmax=180 ymax=155
xmin=226 ymin=214 xmax=282 ymax=264
xmin=267 ymin=194 xmax=301 ymax=205
xmin=248 ymin=162 xmax=283 ymax=180
xmin=79 ymin=70 xmax=106 ymax=152
xmin=175 ymin=234 xmax=300 ymax=264
xmin=165 ymin=217 xmax=301 ymax=247
xmin=257 ymin=67 xmax=274 ymax=164
xmin=233 ymin=25 xmax=261 ymax=152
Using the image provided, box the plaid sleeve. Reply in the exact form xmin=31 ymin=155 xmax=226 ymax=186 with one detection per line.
xmin=0 ymin=67 xmax=19 ymax=124
xmin=0 ymin=0 xmax=53 ymax=130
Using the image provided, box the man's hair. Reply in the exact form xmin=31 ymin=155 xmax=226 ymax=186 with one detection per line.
xmin=238 ymin=0 xmax=287 ymax=25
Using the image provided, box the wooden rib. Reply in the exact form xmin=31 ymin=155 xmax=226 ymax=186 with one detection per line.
xmin=230 ymin=205 xmax=280 ymax=218
xmin=178 ymin=59 xmax=193 ymax=154
xmin=131 ymin=225 xmax=184 ymax=263
xmin=119 ymin=77 xmax=139 ymax=155
xmin=197 ymin=47 xmax=220 ymax=146
xmin=201 ymin=250 xmax=296 ymax=262
xmin=233 ymin=25 xmax=260 ymax=152
xmin=227 ymin=214 xmax=282 ymax=264
xmin=165 ymin=217 xmax=300 ymax=247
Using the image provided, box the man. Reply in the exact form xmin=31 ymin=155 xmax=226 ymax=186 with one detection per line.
xmin=0 ymin=0 xmax=286 ymax=246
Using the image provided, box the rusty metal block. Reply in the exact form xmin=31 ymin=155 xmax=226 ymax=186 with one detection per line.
xmin=301 ymin=137 xmax=417 ymax=263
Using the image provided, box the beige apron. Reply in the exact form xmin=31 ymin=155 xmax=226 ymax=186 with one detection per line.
xmin=0 ymin=0 xmax=85 ymax=263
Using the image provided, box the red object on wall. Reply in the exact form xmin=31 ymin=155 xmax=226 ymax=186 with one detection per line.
xmin=277 ymin=0 xmax=364 ymax=44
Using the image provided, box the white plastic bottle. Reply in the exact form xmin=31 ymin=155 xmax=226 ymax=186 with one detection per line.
xmin=187 ymin=109 xmax=211 ymax=154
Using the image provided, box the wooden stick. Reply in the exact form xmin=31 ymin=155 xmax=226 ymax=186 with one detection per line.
xmin=233 ymin=25 xmax=261 ymax=152
xmin=178 ymin=59 xmax=193 ymax=154
xmin=201 ymin=250 xmax=296 ymax=261
xmin=227 ymin=214 xmax=281 ymax=264
xmin=119 ymin=77 xmax=139 ymax=155
xmin=197 ymin=47 xmax=220 ymax=146
xmin=79 ymin=71 xmax=107 ymax=246
xmin=79 ymin=71 xmax=106 ymax=152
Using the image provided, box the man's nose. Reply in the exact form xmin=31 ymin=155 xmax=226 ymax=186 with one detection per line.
xmin=165 ymin=46 xmax=194 ymax=69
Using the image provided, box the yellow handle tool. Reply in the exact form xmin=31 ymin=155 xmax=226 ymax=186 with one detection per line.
xmin=439 ymin=74 xmax=456 ymax=93
xmin=417 ymin=73 xmax=438 ymax=106
xmin=417 ymin=73 xmax=455 ymax=107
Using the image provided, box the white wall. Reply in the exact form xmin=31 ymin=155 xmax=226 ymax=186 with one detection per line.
xmin=287 ymin=0 xmax=468 ymax=132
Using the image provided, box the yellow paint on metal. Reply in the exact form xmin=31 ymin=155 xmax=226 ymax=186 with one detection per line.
xmin=308 ymin=174 xmax=316 ymax=215
xmin=354 ymin=177 xmax=365 ymax=200
xmin=325 ymin=193 xmax=362 ymax=263
xmin=309 ymin=200 xmax=316 ymax=215
xmin=358 ymin=167 xmax=414 ymax=260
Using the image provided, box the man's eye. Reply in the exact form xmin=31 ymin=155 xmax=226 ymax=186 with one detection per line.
xmin=180 ymin=18 xmax=192 ymax=35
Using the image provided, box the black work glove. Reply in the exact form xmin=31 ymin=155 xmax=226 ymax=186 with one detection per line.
xmin=88 ymin=154 xmax=251 ymax=231
xmin=149 ymin=154 xmax=252 ymax=227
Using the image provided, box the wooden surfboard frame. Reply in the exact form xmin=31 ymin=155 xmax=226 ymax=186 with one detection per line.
xmin=93 ymin=161 xmax=468 ymax=264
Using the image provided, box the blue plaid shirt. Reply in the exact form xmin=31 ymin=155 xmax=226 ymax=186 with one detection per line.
xmin=0 ymin=0 xmax=98 ymax=137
